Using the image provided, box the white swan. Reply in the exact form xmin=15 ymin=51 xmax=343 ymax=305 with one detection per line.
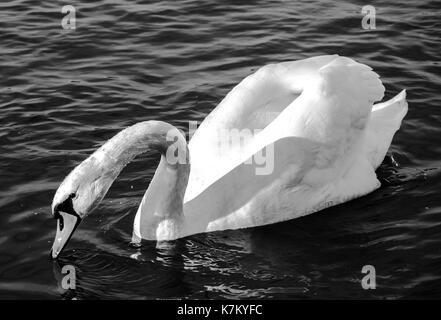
xmin=50 ymin=55 xmax=407 ymax=258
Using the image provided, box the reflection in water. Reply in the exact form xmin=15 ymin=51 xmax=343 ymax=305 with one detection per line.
xmin=51 ymin=240 xmax=191 ymax=299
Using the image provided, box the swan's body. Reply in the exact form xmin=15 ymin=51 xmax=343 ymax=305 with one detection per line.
xmin=51 ymin=55 xmax=407 ymax=258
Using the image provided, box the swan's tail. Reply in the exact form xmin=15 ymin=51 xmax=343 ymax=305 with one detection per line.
xmin=364 ymin=90 xmax=408 ymax=169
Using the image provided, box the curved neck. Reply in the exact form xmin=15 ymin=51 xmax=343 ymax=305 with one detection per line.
xmin=88 ymin=120 xmax=190 ymax=223
xmin=100 ymin=121 xmax=189 ymax=171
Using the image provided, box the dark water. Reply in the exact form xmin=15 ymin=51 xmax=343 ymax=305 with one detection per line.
xmin=1 ymin=0 xmax=441 ymax=299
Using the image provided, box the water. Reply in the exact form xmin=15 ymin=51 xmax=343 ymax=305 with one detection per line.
xmin=1 ymin=0 xmax=440 ymax=299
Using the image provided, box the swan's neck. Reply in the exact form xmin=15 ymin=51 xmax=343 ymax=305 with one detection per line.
xmin=77 ymin=121 xmax=190 ymax=241
xmin=133 ymin=153 xmax=190 ymax=241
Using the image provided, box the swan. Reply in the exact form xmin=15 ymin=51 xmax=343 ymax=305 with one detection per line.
xmin=50 ymin=55 xmax=408 ymax=258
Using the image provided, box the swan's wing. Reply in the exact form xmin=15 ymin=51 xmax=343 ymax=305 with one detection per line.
xmin=187 ymin=55 xmax=339 ymax=200
xmin=184 ymin=136 xmax=321 ymax=230
xmin=364 ymin=90 xmax=408 ymax=169
xmin=292 ymin=56 xmax=385 ymax=167
xmin=190 ymin=55 xmax=339 ymax=141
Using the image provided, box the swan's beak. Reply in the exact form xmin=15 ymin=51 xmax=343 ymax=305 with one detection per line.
xmin=51 ymin=210 xmax=81 ymax=259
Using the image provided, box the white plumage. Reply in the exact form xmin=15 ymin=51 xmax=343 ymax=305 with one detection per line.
xmin=134 ymin=55 xmax=408 ymax=240
xmin=51 ymin=55 xmax=408 ymax=257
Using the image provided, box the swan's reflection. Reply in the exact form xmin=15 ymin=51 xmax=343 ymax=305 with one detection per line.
xmin=51 ymin=239 xmax=191 ymax=299
xmin=52 ymin=197 xmax=400 ymax=300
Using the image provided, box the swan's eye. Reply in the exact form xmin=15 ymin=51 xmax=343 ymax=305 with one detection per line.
xmin=69 ymin=193 xmax=76 ymax=199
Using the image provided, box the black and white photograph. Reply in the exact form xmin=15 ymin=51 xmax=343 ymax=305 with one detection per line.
xmin=0 ymin=0 xmax=440 ymax=307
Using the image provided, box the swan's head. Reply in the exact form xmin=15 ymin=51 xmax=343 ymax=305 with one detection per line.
xmin=50 ymin=155 xmax=117 ymax=259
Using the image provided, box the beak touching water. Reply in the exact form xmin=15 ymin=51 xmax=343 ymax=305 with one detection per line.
xmin=51 ymin=207 xmax=82 ymax=259
xmin=48 ymin=120 xmax=166 ymax=258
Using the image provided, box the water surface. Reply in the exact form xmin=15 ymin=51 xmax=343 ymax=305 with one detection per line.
xmin=1 ymin=0 xmax=441 ymax=299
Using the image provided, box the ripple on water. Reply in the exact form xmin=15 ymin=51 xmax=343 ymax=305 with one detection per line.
xmin=0 ymin=0 xmax=441 ymax=299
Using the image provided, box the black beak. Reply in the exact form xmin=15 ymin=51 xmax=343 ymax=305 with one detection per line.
xmin=50 ymin=196 xmax=81 ymax=259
